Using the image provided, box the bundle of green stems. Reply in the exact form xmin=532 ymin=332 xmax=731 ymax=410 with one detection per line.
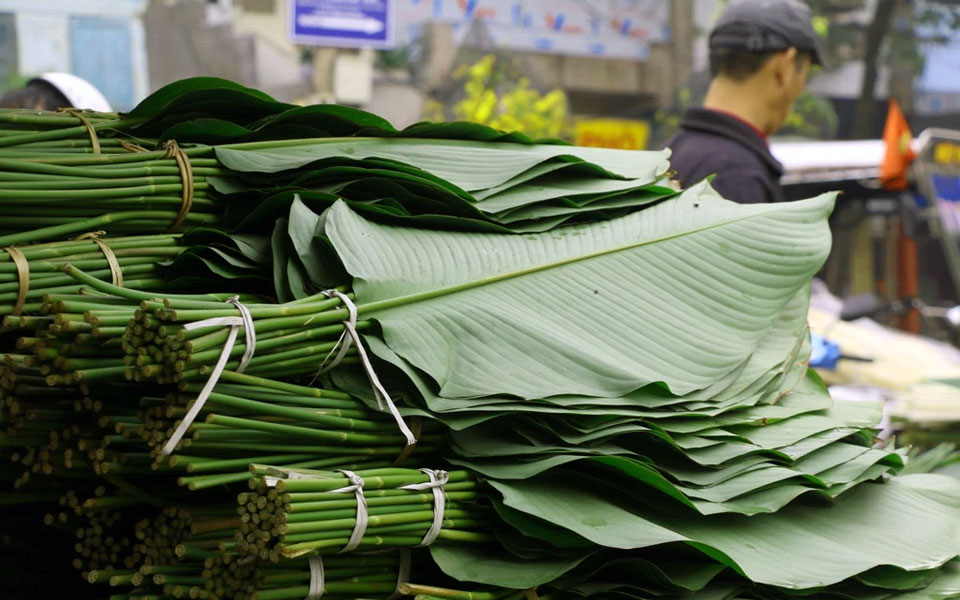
xmin=83 ymin=563 xmax=211 ymax=599
xmin=119 ymin=287 xmax=364 ymax=385
xmin=0 ymin=234 xmax=184 ymax=316
xmin=0 ymin=108 xmax=135 ymax=153
xmin=160 ymin=372 xmax=439 ymax=490
xmin=3 ymin=272 xmax=440 ymax=488
xmin=0 ymin=253 xmax=485 ymax=600
xmin=240 ymin=468 xmax=487 ymax=561
xmin=0 ymin=145 xmax=227 ymax=246
xmin=204 ymin=552 xmax=408 ymax=600
xmin=130 ymin=504 xmax=241 ymax=569
xmin=397 ymin=584 xmax=539 ymax=600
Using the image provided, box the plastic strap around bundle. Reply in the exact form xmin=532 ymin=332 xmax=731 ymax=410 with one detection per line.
xmin=162 ymin=139 xmax=194 ymax=231
xmin=320 ymin=290 xmax=417 ymax=447
xmin=306 ymin=555 xmax=324 ymax=600
xmin=119 ymin=140 xmax=150 ymax=153
xmin=160 ymin=296 xmax=255 ymax=456
xmin=261 ymin=465 xmax=328 ymax=488
xmin=228 ymin=296 xmax=256 ymax=372
xmin=329 ymin=469 xmax=368 ymax=553
xmin=74 ymin=231 xmax=123 ymax=287
xmin=399 ymin=469 xmax=449 ymax=547
xmin=317 ymin=290 xmax=355 ymax=373
xmin=3 ymin=246 xmax=28 ymax=316
xmin=392 ymin=417 xmax=422 ymax=466
xmin=386 ymin=549 xmax=411 ymax=600
xmin=60 ymin=108 xmax=100 ymax=154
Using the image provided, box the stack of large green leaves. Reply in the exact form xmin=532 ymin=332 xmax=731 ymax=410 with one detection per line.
xmin=277 ymin=184 xmax=958 ymax=599
xmin=0 ymin=78 xmax=958 ymax=599
xmin=0 ymin=78 xmax=677 ymax=247
xmin=210 ymin=135 xmax=676 ymax=237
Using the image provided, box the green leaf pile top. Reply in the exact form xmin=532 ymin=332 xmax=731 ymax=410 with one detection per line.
xmin=324 ymin=183 xmax=835 ymax=399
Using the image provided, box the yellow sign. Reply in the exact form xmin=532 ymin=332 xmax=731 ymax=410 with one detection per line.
xmin=575 ymin=118 xmax=651 ymax=150
xmin=933 ymin=141 xmax=960 ymax=167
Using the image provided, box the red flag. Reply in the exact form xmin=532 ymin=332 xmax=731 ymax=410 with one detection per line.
xmin=879 ymin=98 xmax=915 ymax=191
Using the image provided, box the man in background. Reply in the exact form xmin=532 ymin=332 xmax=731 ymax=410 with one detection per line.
xmin=665 ymin=0 xmax=823 ymax=203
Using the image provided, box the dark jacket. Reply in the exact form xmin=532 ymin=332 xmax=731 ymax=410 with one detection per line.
xmin=664 ymin=107 xmax=785 ymax=204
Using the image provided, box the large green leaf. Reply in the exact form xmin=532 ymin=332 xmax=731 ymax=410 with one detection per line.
xmin=250 ymin=104 xmax=397 ymax=136
xmin=476 ymin=176 xmax=674 ymax=215
xmin=494 ymin=189 xmax=675 ymax=225
xmin=891 ymin=561 xmax=960 ymax=599
xmin=397 ymin=121 xmax=548 ymax=144
xmin=123 ymin=76 xmax=279 ymax=119
xmin=492 ymin=474 xmax=960 ymax=589
xmin=216 ymin=139 xmax=671 ymax=191
xmin=430 ymin=545 xmax=590 ymax=588
xmin=323 ymin=183 xmax=834 ymax=400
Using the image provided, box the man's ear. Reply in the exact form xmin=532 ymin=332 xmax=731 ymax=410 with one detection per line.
xmin=772 ymin=47 xmax=798 ymax=88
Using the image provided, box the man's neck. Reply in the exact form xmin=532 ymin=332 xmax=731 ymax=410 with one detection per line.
xmin=702 ymin=78 xmax=773 ymax=136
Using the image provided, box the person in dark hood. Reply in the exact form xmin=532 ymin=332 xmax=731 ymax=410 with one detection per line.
xmin=0 ymin=73 xmax=112 ymax=112
xmin=665 ymin=0 xmax=824 ymax=203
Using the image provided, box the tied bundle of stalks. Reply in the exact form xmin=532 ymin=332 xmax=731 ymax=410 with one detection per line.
xmin=239 ymin=467 xmax=488 ymax=561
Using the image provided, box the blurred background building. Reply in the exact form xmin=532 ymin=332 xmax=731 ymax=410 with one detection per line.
xmin=0 ymin=0 xmax=959 ymax=146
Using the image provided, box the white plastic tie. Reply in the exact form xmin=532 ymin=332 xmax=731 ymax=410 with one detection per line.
xmin=387 ymin=549 xmax=412 ymax=600
xmin=160 ymin=296 xmax=255 ymax=456
xmin=306 ymin=555 xmax=324 ymax=600
xmin=317 ymin=290 xmax=355 ymax=373
xmin=329 ymin=469 xmax=368 ymax=553
xmin=320 ymin=290 xmax=417 ymax=447
xmin=228 ymin=295 xmax=256 ymax=372
xmin=261 ymin=466 xmax=328 ymax=487
xmin=400 ymin=469 xmax=448 ymax=547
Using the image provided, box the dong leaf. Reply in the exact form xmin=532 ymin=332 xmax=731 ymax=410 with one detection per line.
xmin=430 ymin=545 xmax=590 ymax=588
xmin=323 ymin=183 xmax=835 ymax=400
xmin=216 ymin=139 xmax=671 ymax=191
xmin=492 ymin=474 xmax=960 ymax=589
xmin=123 ymin=76 xmax=279 ymax=119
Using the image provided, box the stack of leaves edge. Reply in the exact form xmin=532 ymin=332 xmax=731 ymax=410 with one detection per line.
xmin=0 ymin=78 xmax=957 ymax=600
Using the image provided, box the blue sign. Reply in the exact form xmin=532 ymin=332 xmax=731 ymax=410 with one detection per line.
xmin=291 ymin=0 xmax=395 ymax=48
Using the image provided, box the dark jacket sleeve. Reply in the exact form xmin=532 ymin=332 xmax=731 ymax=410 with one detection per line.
xmin=708 ymin=167 xmax=776 ymax=204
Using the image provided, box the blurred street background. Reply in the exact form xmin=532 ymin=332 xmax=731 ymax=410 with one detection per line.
xmin=1 ymin=0 xmax=958 ymax=147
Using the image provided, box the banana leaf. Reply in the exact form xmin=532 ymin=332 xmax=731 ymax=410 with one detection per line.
xmin=122 ymin=76 xmax=281 ymax=120
xmin=489 ymin=473 xmax=960 ymax=589
xmin=321 ymin=183 xmax=834 ymax=400
xmin=215 ymin=139 xmax=671 ymax=191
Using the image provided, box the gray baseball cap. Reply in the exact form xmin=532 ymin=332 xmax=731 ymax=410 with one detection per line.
xmin=710 ymin=0 xmax=825 ymax=66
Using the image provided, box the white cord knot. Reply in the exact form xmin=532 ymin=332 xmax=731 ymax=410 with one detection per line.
xmin=160 ymin=297 xmax=256 ymax=456
xmin=330 ymin=469 xmax=368 ymax=554
xmin=306 ymin=555 xmax=324 ymax=600
xmin=387 ymin=549 xmax=411 ymax=600
xmin=227 ymin=295 xmax=256 ymax=372
xmin=319 ymin=290 xmax=417 ymax=447
xmin=400 ymin=469 xmax=448 ymax=547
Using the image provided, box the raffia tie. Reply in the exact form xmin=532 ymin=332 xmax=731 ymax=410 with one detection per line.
xmin=119 ymin=140 xmax=150 ymax=154
xmin=160 ymin=296 xmax=256 ymax=456
xmin=3 ymin=246 xmax=28 ymax=316
xmin=399 ymin=469 xmax=449 ymax=547
xmin=304 ymin=550 xmax=410 ymax=600
xmin=73 ymin=231 xmax=123 ymax=287
xmin=386 ymin=550 xmax=411 ymax=600
xmin=319 ymin=290 xmax=417 ymax=447
xmin=392 ymin=417 xmax=421 ymax=466
xmin=59 ymin=108 xmax=100 ymax=154
xmin=162 ymin=139 xmax=194 ymax=232
xmin=306 ymin=555 xmax=324 ymax=600
xmin=329 ymin=470 xmax=368 ymax=554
